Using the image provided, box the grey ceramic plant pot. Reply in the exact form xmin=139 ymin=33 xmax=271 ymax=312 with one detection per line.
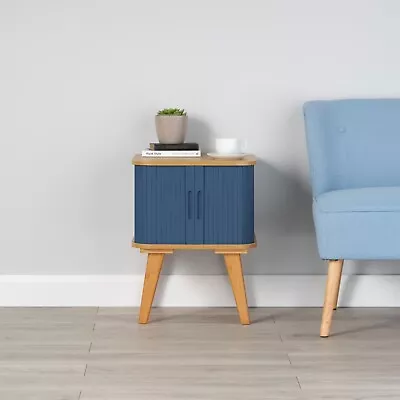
xmin=155 ymin=115 xmax=188 ymax=144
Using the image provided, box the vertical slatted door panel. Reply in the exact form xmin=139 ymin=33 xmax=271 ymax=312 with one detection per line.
xmin=134 ymin=166 xmax=186 ymax=244
xmin=185 ymin=166 xmax=204 ymax=244
xmin=185 ymin=167 xmax=195 ymax=244
xmin=194 ymin=166 xmax=204 ymax=244
xmin=204 ymin=166 xmax=254 ymax=244
xmin=244 ymin=164 xmax=255 ymax=242
xmin=134 ymin=165 xmax=152 ymax=244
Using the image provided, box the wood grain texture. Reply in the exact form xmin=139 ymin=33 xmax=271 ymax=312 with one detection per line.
xmin=134 ymin=243 xmax=256 ymax=324
xmin=224 ymin=254 xmax=250 ymax=325
xmin=132 ymin=154 xmax=256 ymax=166
xmin=133 ymin=240 xmax=256 ymax=253
xmin=3 ymin=307 xmax=400 ymax=398
xmin=320 ymin=260 xmax=344 ymax=337
xmin=139 ymin=253 xmax=165 ymax=324
xmin=333 ymin=259 xmax=344 ymax=310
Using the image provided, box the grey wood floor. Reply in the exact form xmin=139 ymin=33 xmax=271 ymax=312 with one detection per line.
xmin=1 ymin=308 xmax=400 ymax=399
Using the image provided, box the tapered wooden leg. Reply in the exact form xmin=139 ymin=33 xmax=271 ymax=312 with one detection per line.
xmin=333 ymin=259 xmax=344 ymax=310
xmin=224 ymin=254 xmax=250 ymax=325
xmin=320 ymin=259 xmax=344 ymax=337
xmin=139 ymin=253 xmax=165 ymax=324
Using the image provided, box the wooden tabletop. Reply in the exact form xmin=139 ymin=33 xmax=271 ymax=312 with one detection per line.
xmin=132 ymin=154 xmax=256 ymax=166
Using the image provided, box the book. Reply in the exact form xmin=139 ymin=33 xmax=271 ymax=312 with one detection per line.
xmin=142 ymin=149 xmax=201 ymax=158
xmin=149 ymin=142 xmax=199 ymax=151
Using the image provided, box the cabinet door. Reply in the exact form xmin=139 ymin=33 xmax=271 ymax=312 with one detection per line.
xmin=204 ymin=166 xmax=254 ymax=244
xmin=185 ymin=166 xmax=204 ymax=244
xmin=135 ymin=166 xmax=186 ymax=244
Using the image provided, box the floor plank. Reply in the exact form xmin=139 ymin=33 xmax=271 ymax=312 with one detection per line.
xmin=0 ymin=391 xmax=80 ymax=400
xmin=1 ymin=307 xmax=400 ymax=399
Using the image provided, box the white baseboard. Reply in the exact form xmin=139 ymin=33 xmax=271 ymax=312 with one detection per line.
xmin=0 ymin=275 xmax=400 ymax=307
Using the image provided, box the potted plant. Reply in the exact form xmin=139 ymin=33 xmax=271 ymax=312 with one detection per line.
xmin=155 ymin=108 xmax=188 ymax=144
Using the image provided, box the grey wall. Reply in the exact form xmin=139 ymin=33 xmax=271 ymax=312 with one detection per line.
xmin=1 ymin=0 xmax=400 ymax=275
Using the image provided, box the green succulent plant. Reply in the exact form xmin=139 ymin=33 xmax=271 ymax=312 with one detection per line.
xmin=157 ymin=108 xmax=187 ymax=116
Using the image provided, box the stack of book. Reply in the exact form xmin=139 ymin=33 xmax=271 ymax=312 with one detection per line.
xmin=142 ymin=143 xmax=201 ymax=158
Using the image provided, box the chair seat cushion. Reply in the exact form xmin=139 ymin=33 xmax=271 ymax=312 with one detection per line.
xmin=315 ymin=187 xmax=400 ymax=213
xmin=313 ymin=187 xmax=400 ymax=259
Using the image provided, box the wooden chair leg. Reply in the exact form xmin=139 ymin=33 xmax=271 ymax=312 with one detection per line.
xmin=138 ymin=253 xmax=165 ymax=324
xmin=224 ymin=254 xmax=250 ymax=325
xmin=333 ymin=259 xmax=344 ymax=310
xmin=320 ymin=259 xmax=344 ymax=337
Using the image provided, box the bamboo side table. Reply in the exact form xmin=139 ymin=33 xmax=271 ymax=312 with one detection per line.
xmin=132 ymin=154 xmax=256 ymax=325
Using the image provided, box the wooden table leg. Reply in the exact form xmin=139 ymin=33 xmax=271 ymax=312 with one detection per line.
xmin=223 ymin=254 xmax=250 ymax=325
xmin=139 ymin=253 xmax=165 ymax=324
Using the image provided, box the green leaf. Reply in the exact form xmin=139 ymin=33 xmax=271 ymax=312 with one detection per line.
xmin=157 ymin=107 xmax=187 ymax=116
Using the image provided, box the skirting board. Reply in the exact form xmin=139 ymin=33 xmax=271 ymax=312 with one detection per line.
xmin=0 ymin=275 xmax=400 ymax=307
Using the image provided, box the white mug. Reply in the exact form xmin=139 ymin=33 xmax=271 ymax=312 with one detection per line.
xmin=215 ymin=138 xmax=245 ymax=154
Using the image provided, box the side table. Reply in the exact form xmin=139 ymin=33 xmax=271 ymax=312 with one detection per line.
xmin=132 ymin=154 xmax=256 ymax=325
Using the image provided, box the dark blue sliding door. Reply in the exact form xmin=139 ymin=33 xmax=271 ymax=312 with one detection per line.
xmin=135 ymin=166 xmax=186 ymax=244
xmin=135 ymin=165 xmax=254 ymax=245
xmin=204 ymin=166 xmax=254 ymax=244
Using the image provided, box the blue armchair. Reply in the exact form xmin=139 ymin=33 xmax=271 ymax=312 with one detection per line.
xmin=303 ymin=99 xmax=400 ymax=337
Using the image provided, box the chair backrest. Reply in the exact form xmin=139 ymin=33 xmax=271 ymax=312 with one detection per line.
xmin=304 ymin=99 xmax=400 ymax=197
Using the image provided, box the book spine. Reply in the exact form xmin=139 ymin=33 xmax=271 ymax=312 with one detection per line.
xmin=150 ymin=143 xmax=199 ymax=151
xmin=142 ymin=150 xmax=201 ymax=158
